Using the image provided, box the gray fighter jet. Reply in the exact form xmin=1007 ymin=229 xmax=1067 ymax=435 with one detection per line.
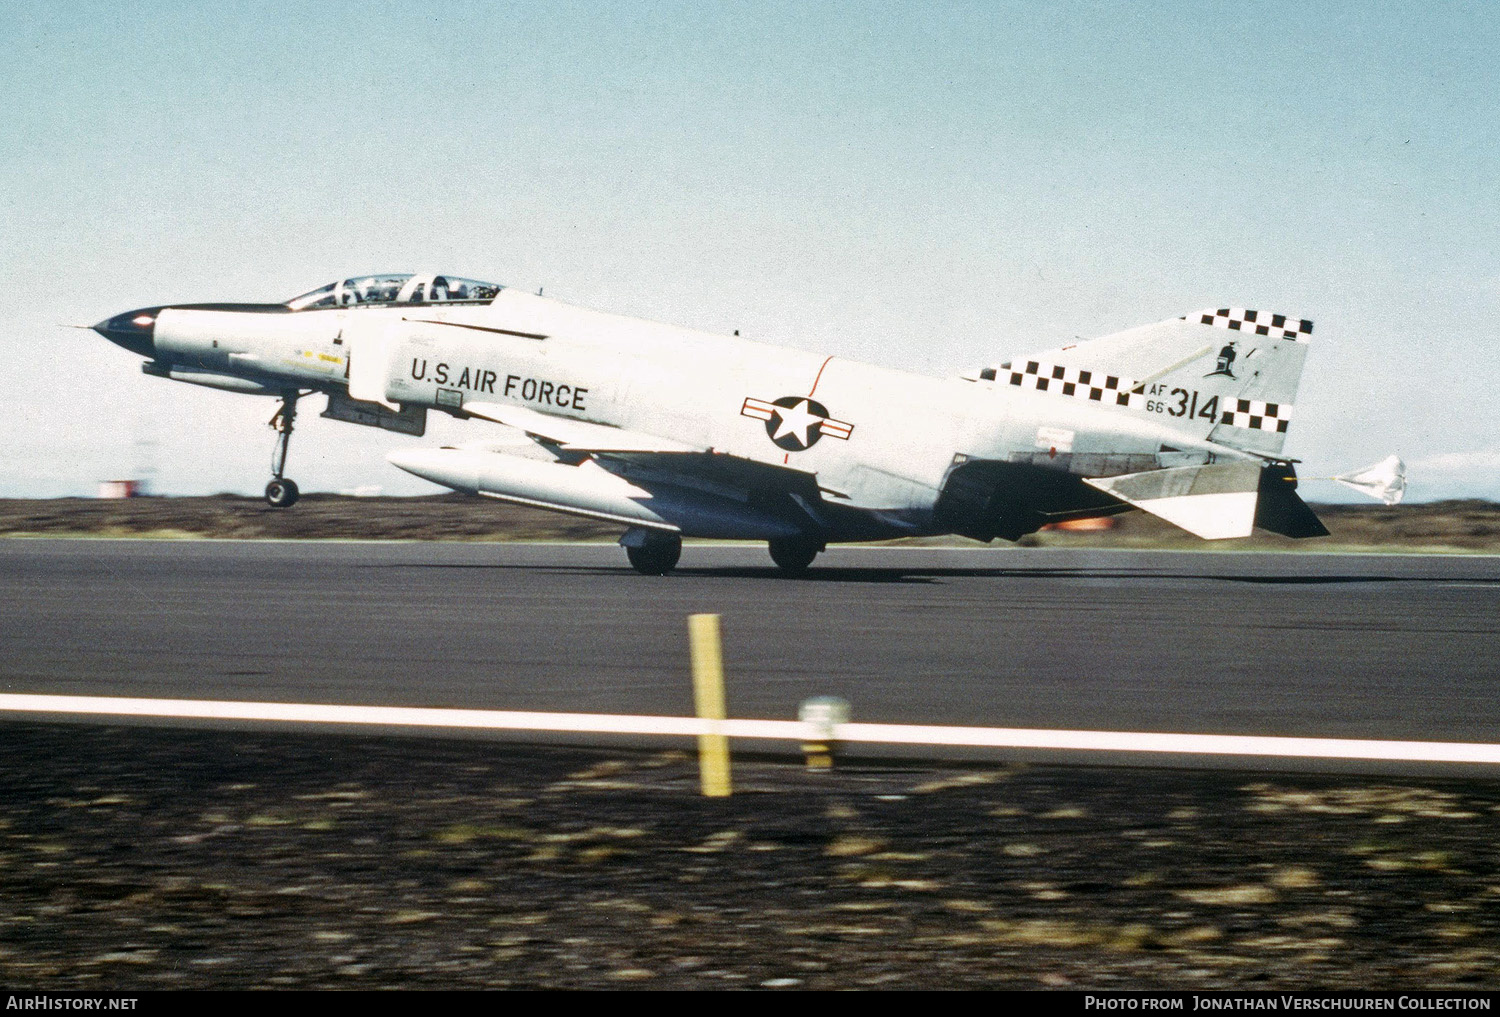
xmin=95 ymin=272 xmax=1396 ymax=574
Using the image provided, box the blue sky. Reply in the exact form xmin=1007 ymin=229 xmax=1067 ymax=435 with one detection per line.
xmin=3 ymin=1 xmax=1496 ymax=500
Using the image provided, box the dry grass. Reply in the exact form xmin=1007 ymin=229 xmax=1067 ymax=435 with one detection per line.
xmin=0 ymin=496 xmax=1497 ymax=552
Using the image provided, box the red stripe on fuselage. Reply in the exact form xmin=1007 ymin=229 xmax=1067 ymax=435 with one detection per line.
xmin=808 ymin=356 xmax=834 ymax=397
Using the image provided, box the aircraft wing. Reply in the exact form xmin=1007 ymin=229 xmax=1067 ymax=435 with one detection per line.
xmin=462 ymin=402 xmax=703 ymax=453
xmin=462 ymin=401 xmax=829 ymax=500
xmin=607 ymin=449 xmax=831 ymax=501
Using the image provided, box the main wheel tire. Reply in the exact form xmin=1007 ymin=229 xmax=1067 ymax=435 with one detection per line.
xmin=265 ymin=478 xmax=300 ymax=509
xmin=625 ymin=536 xmax=682 ymax=576
xmin=768 ymin=536 xmax=821 ymax=574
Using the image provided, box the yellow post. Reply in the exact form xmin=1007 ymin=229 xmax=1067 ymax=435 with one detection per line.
xmin=688 ymin=613 xmax=732 ymax=797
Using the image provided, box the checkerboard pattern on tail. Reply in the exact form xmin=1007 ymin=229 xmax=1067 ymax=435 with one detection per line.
xmin=1219 ymin=398 xmax=1291 ymax=433
xmin=1007 ymin=361 xmax=1144 ymax=409
xmin=1186 ymin=308 xmax=1312 ymax=342
xmin=978 ymin=303 xmax=1314 ymax=457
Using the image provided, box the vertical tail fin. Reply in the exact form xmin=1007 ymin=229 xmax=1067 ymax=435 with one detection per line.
xmin=1195 ymin=309 xmax=1311 ymax=457
xmin=976 ymin=307 xmax=1314 ymax=456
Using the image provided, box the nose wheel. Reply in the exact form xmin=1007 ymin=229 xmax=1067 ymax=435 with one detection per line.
xmin=265 ymin=393 xmax=301 ymax=509
xmin=265 ymin=477 xmax=299 ymax=508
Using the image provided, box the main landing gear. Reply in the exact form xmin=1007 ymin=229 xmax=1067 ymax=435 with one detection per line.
xmin=265 ymin=392 xmax=301 ymax=509
xmin=621 ymin=530 xmax=682 ymax=576
xmin=617 ymin=530 xmax=826 ymax=577
xmin=768 ymin=536 xmax=824 ymax=575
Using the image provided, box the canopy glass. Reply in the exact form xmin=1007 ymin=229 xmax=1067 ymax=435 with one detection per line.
xmin=285 ymin=274 xmax=502 ymax=311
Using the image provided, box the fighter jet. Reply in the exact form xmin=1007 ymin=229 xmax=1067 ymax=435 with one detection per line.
xmin=93 ymin=272 xmax=1395 ymax=574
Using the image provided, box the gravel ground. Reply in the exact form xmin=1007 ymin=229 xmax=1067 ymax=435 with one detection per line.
xmin=1 ymin=724 xmax=1498 ymax=989
xmin=0 ymin=495 xmax=618 ymax=542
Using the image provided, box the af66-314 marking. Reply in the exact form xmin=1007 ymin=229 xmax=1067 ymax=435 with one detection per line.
xmin=1140 ymin=385 xmax=1220 ymax=422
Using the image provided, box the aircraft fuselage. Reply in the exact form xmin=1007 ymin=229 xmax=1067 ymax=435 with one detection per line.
xmin=96 ymin=273 xmax=1326 ymax=570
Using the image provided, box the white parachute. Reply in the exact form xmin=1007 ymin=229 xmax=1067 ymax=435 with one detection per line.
xmin=1334 ymin=455 xmax=1406 ymax=506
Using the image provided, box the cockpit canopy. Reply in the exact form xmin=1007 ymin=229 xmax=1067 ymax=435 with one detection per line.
xmin=285 ymin=273 xmax=502 ymax=311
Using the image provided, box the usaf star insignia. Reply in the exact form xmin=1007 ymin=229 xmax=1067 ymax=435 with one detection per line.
xmin=741 ymin=395 xmax=854 ymax=451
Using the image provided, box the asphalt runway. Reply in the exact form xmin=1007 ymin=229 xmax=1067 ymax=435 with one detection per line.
xmin=1 ymin=539 xmax=1497 ymax=746
xmin=7 ymin=539 xmax=1500 ymax=989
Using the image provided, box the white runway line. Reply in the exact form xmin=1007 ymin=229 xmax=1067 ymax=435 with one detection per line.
xmin=835 ymin=723 xmax=1500 ymax=764
xmin=4 ymin=693 xmax=1500 ymax=765
xmin=0 ymin=693 xmax=806 ymax=739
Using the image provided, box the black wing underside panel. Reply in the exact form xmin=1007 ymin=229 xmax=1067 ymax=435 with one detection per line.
xmin=935 ymin=459 xmax=1125 ymax=541
xmin=599 ymin=451 xmax=826 ymax=502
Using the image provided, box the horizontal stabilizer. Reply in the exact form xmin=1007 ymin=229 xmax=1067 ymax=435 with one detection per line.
xmin=1085 ymin=462 xmax=1262 ymax=540
xmin=463 ymin=402 xmax=703 ymax=454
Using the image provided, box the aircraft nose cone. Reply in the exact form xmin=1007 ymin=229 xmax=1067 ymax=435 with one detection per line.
xmin=93 ymin=307 xmax=162 ymax=357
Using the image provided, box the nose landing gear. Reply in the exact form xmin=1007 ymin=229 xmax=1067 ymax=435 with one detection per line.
xmin=265 ymin=477 xmax=299 ymax=508
xmin=265 ymin=393 xmax=301 ymax=508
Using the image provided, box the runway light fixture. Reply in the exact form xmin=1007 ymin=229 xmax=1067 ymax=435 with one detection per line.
xmin=798 ymin=696 xmax=851 ymax=769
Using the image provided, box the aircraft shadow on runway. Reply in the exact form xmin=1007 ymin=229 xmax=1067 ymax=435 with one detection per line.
xmin=375 ymin=562 xmax=1494 ymax=587
xmin=675 ymin=568 xmax=1492 ymax=586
